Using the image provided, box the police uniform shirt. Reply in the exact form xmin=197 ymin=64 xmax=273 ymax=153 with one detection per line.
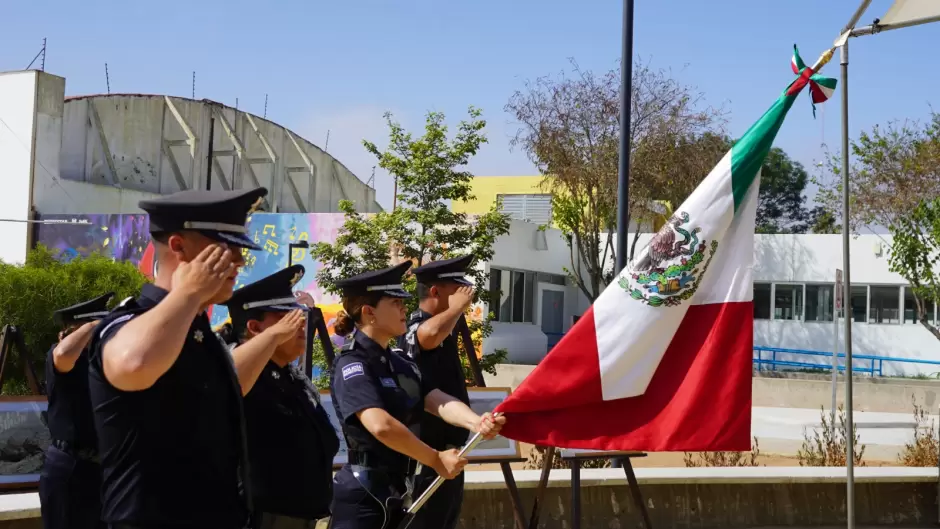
xmin=400 ymin=310 xmax=471 ymax=450
xmin=87 ymin=284 xmax=248 ymax=528
xmin=45 ymin=346 xmax=97 ymax=452
xmin=244 ymin=360 xmax=339 ymax=520
xmin=46 ymin=292 xmax=114 ymax=453
xmin=331 ymin=329 xmax=436 ymax=473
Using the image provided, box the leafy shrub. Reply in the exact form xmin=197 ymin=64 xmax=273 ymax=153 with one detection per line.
xmin=309 ymin=336 xmax=333 ymax=390
xmin=797 ymin=405 xmax=866 ymax=467
xmin=897 ymin=399 xmax=939 ymax=467
xmin=0 ymin=246 xmax=147 ymax=394
xmin=684 ymin=437 xmax=762 ymax=467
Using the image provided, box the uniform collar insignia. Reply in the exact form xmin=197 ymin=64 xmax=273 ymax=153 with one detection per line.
xmin=193 ymin=330 xmax=204 ymax=343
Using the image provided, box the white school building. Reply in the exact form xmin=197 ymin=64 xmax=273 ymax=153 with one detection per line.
xmin=481 ymin=220 xmax=940 ymax=376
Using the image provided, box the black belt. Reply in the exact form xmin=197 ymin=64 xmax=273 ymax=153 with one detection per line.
xmin=347 ymin=450 xmax=407 ymax=473
xmin=52 ymin=439 xmax=99 ymax=463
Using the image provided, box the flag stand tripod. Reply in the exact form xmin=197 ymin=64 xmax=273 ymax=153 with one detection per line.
xmin=0 ymin=325 xmax=43 ymax=396
xmin=526 ymin=449 xmax=653 ymax=529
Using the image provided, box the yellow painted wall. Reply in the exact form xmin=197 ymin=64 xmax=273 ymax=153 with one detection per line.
xmin=453 ymin=175 xmax=671 ymax=232
xmin=452 ymin=176 xmax=547 ymax=215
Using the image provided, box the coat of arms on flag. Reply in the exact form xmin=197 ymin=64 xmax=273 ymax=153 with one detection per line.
xmin=493 ymin=45 xmax=837 ymax=452
xmin=621 ymin=212 xmax=719 ymax=307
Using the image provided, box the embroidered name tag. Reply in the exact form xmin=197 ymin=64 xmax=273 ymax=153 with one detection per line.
xmin=342 ymin=362 xmax=364 ymax=380
xmin=380 ymin=377 xmax=398 ymax=388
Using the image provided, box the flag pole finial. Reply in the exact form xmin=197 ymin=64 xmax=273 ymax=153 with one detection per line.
xmin=812 ymin=47 xmax=836 ymax=74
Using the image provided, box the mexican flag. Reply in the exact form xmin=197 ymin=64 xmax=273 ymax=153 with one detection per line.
xmin=494 ymin=47 xmax=835 ymax=451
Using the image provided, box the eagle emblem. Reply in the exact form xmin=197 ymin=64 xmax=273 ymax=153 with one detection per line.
xmin=289 ymin=271 xmax=303 ymax=287
xmin=619 ymin=211 xmax=718 ymax=307
xmin=248 ymin=196 xmax=264 ymax=214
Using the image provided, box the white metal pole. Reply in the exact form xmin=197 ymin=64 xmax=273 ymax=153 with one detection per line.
xmin=839 ymin=39 xmax=856 ymax=529
xmin=831 ymin=275 xmax=839 ymax=427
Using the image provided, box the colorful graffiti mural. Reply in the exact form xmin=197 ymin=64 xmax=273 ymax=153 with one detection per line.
xmin=35 ymin=214 xmax=150 ymax=266
xmin=215 ymin=213 xmax=347 ymax=332
xmin=35 ymin=213 xmax=349 ymax=336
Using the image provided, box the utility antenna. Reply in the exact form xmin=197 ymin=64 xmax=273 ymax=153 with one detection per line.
xmin=105 ymin=63 xmax=111 ymax=94
xmin=263 ymin=94 xmax=268 ymax=119
xmin=192 ymin=71 xmax=195 ymax=99
xmin=367 ymin=166 xmax=376 ymax=187
xmin=324 ymin=130 xmax=331 ymax=152
xmin=25 ymin=38 xmax=47 ymax=71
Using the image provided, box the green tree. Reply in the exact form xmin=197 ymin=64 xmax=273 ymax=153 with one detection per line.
xmin=815 ymin=113 xmax=940 ymax=341
xmin=505 ymin=59 xmax=727 ymax=301
xmin=311 ymin=108 xmax=511 ymax=383
xmin=888 ymin=198 xmax=940 ymax=341
xmin=815 ymin=113 xmax=940 ymax=232
xmin=755 ymin=147 xmax=818 ymax=234
xmin=0 ymin=246 xmax=147 ymax=394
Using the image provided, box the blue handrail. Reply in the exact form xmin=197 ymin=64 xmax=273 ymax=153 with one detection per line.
xmin=753 ymin=345 xmax=940 ymax=377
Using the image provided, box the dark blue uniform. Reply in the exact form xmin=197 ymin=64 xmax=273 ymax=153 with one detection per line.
xmin=329 ymin=331 xmax=434 ymax=529
xmin=245 ymin=361 xmax=339 ymax=528
xmin=85 ymin=187 xmax=268 ymax=529
xmin=226 ymin=265 xmax=341 ymax=528
xmin=88 ymin=285 xmax=250 ymax=529
xmin=40 ymin=293 xmax=113 ymax=529
xmin=397 ymin=255 xmax=475 ymax=529
xmin=397 ymin=310 xmax=468 ymax=529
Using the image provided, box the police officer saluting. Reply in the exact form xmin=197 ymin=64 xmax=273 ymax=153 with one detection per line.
xmin=41 ymin=292 xmax=113 ymax=529
xmin=87 ymin=188 xmax=267 ymax=529
xmin=225 ymin=265 xmax=340 ymax=529
xmin=396 ymin=255 xmax=475 ymax=529
xmin=329 ymin=262 xmax=505 ymax=529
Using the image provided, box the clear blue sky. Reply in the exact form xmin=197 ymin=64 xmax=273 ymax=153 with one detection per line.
xmin=3 ymin=0 xmax=938 ymax=210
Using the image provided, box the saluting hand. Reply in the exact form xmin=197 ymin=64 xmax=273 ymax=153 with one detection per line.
xmin=476 ymin=412 xmax=506 ymax=440
xmin=171 ymin=244 xmax=237 ymax=304
xmin=434 ymin=448 xmax=468 ymax=480
xmin=266 ymin=309 xmax=306 ymax=345
xmin=448 ymin=286 xmax=474 ymax=311
xmin=293 ymin=291 xmax=316 ymax=308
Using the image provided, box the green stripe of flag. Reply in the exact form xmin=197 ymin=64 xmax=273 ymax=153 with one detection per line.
xmin=729 ymin=92 xmax=799 ymax=211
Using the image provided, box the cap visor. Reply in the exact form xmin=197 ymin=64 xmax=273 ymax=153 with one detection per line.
xmin=207 ymin=231 xmax=262 ymax=251
xmin=384 ymin=289 xmax=412 ymax=299
xmin=263 ymin=303 xmax=310 ymax=312
xmin=453 ymin=277 xmax=473 ymax=286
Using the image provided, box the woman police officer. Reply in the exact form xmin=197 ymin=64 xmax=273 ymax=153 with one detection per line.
xmin=224 ymin=265 xmax=340 ymax=529
xmin=328 ymin=261 xmax=505 ymax=529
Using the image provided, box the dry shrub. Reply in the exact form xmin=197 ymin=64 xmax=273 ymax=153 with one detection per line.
xmin=797 ymin=405 xmax=866 ymax=467
xmin=897 ymin=398 xmax=939 ymax=467
xmin=683 ymin=437 xmax=762 ymax=467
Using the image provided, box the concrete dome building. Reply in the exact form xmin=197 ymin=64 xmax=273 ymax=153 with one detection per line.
xmin=0 ymin=70 xmax=380 ymax=262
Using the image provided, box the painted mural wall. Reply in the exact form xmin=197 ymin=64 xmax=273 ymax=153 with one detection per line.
xmin=35 ymin=213 xmax=348 ymax=336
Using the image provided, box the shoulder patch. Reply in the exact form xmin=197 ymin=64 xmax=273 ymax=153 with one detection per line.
xmin=379 ymin=377 xmax=398 ymax=388
xmin=341 ymin=362 xmax=365 ymax=380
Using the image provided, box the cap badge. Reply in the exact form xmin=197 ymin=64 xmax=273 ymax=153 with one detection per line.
xmin=248 ymin=196 xmax=264 ymax=214
xmin=290 ymin=271 xmax=303 ymax=287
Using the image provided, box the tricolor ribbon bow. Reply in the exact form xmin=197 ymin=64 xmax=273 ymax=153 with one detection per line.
xmin=787 ymin=45 xmax=838 ymax=118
